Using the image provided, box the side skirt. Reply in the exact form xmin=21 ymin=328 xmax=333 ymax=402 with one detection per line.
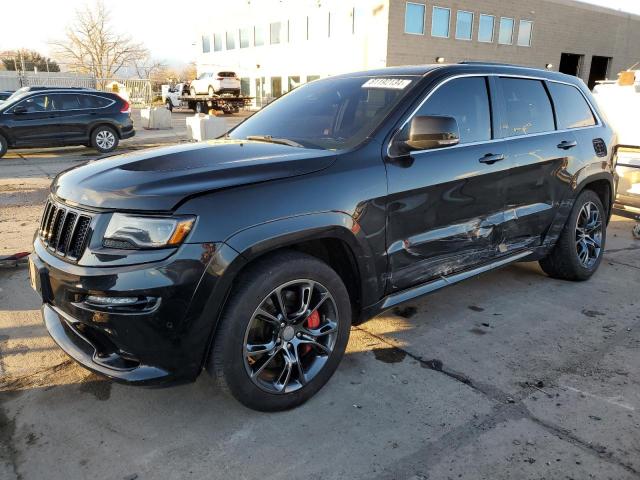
xmin=361 ymin=250 xmax=532 ymax=320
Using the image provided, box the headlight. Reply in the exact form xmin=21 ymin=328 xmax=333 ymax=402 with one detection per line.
xmin=103 ymin=213 xmax=195 ymax=249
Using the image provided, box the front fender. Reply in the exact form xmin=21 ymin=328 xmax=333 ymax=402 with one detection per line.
xmin=225 ymin=211 xmax=384 ymax=309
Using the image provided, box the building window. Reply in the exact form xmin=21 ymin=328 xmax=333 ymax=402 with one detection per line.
xmin=239 ymin=28 xmax=251 ymax=48
xmin=517 ymin=20 xmax=533 ymax=46
xmin=271 ymin=22 xmax=282 ymax=44
xmin=288 ymin=76 xmax=301 ymax=91
xmin=202 ymin=35 xmax=210 ymax=53
xmin=226 ymin=31 xmax=236 ymax=49
xmin=478 ymin=14 xmax=494 ymax=43
xmin=404 ymin=2 xmax=425 ymax=35
xmin=254 ymin=26 xmax=265 ymax=46
xmin=498 ymin=17 xmax=514 ymax=45
xmin=307 ymin=75 xmax=320 ymax=82
xmin=431 ymin=7 xmax=451 ymax=38
xmin=328 ymin=12 xmax=332 ymax=37
xmin=213 ymin=33 xmax=223 ymax=51
xmin=271 ymin=77 xmax=282 ymax=98
xmin=240 ymin=78 xmax=251 ymax=96
xmin=455 ymin=11 xmax=473 ymax=40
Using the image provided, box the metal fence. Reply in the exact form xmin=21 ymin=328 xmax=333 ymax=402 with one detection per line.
xmin=0 ymin=71 xmax=154 ymax=107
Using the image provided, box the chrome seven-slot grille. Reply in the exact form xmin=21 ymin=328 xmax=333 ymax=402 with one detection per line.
xmin=39 ymin=199 xmax=92 ymax=260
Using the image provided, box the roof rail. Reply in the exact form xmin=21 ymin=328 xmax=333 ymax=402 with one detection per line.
xmin=458 ymin=61 xmax=523 ymax=67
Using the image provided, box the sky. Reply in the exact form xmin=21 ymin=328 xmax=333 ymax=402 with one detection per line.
xmin=1 ymin=0 xmax=639 ymax=68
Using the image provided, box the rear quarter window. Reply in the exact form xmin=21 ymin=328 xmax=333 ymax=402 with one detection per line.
xmin=78 ymin=95 xmax=113 ymax=108
xmin=547 ymin=82 xmax=596 ymax=129
xmin=499 ymin=78 xmax=555 ymax=136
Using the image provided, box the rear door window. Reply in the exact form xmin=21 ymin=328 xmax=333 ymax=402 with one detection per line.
xmin=52 ymin=94 xmax=81 ymax=110
xmin=547 ymin=82 xmax=596 ymax=129
xmin=415 ymin=76 xmax=492 ymax=144
xmin=498 ymin=78 xmax=555 ymax=136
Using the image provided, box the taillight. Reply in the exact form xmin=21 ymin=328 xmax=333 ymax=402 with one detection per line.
xmin=217 ymin=77 xmax=224 ymax=81
xmin=120 ymin=100 xmax=131 ymax=113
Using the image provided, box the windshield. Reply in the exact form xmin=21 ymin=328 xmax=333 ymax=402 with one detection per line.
xmin=228 ymin=76 xmax=417 ymax=150
xmin=0 ymin=87 xmax=31 ymax=110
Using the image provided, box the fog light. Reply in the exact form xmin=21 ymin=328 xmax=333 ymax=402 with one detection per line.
xmin=85 ymin=295 xmax=138 ymax=305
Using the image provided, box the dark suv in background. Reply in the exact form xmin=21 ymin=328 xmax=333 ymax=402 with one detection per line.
xmin=0 ymin=86 xmax=134 ymax=158
xmin=29 ymin=63 xmax=615 ymax=411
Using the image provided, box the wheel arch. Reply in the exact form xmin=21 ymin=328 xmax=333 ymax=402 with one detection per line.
xmin=224 ymin=212 xmax=383 ymax=322
xmin=575 ymin=172 xmax=614 ymax=221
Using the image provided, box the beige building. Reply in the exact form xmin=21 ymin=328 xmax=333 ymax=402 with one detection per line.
xmin=195 ymin=0 xmax=640 ymax=105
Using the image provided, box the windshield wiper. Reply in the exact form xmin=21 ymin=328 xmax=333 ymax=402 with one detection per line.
xmin=245 ymin=135 xmax=304 ymax=148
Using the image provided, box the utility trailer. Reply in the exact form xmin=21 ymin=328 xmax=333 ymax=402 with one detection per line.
xmin=164 ymin=83 xmax=252 ymax=114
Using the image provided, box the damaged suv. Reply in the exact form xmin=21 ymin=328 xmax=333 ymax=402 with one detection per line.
xmin=30 ymin=63 xmax=615 ymax=411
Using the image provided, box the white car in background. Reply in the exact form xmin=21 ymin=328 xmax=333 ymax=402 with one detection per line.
xmin=190 ymin=71 xmax=241 ymax=97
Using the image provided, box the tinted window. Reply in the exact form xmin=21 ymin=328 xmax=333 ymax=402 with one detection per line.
xmin=52 ymin=94 xmax=81 ymax=110
xmin=498 ymin=17 xmax=514 ymax=44
xmin=214 ymin=33 xmax=223 ymax=51
xmin=547 ymin=82 xmax=596 ymax=129
xmin=17 ymin=95 xmax=53 ymax=113
xmin=226 ymin=31 xmax=236 ymax=49
xmin=478 ymin=14 xmax=494 ymax=42
xmin=416 ymin=77 xmax=492 ymax=144
xmin=499 ymin=78 xmax=555 ymax=136
xmin=239 ymin=28 xmax=251 ymax=48
xmin=432 ymin=7 xmax=450 ymax=38
xmin=229 ymin=76 xmax=415 ymax=150
xmin=455 ymin=11 xmax=473 ymax=40
xmin=405 ymin=2 xmax=425 ymax=34
xmin=78 ymin=95 xmax=112 ymax=108
xmin=517 ymin=20 xmax=533 ymax=46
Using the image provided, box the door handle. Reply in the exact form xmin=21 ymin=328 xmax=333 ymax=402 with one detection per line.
xmin=557 ymin=140 xmax=577 ymax=150
xmin=479 ymin=153 xmax=505 ymax=165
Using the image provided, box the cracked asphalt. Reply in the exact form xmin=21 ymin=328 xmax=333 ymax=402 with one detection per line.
xmin=1 ymin=140 xmax=639 ymax=479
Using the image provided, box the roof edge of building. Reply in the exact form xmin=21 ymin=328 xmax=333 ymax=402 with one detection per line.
xmin=543 ymin=0 xmax=640 ymax=21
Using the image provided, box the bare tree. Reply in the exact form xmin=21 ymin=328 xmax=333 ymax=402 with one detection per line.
xmin=51 ymin=0 xmax=148 ymax=86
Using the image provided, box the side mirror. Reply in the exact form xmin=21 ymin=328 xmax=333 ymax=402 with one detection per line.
xmin=406 ymin=115 xmax=460 ymax=151
xmin=12 ymin=105 xmax=27 ymax=115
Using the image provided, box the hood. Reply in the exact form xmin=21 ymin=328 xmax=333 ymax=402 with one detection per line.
xmin=52 ymin=140 xmax=336 ymax=210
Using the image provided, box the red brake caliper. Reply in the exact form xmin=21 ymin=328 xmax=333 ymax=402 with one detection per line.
xmin=301 ymin=310 xmax=320 ymax=355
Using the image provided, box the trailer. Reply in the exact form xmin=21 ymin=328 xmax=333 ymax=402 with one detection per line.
xmin=164 ymin=83 xmax=252 ymax=114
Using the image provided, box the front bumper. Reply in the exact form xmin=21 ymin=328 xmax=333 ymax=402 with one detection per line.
xmin=31 ymin=239 xmax=242 ymax=386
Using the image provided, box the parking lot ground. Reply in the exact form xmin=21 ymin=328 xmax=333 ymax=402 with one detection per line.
xmin=1 ymin=152 xmax=639 ymax=479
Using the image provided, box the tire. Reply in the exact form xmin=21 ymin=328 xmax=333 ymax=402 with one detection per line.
xmin=0 ymin=134 xmax=7 ymax=159
xmin=190 ymin=87 xmax=196 ymax=96
xmin=208 ymin=85 xmax=215 ymax=96
xmin=539 ymin=189 xmax=606 ymax=281
xmin=194 ymin=102 xmax=203 ymax=114
xmin=165 ymin=100 xmax=173 ymax=112
xmin=208 ymin=250 xmax=352 ymax=411
xmin=91 ymin=125 xmax=119 ymax=153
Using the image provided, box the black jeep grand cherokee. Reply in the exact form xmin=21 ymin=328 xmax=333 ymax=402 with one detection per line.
xmin=30 ymin=63 xmax=615 ymax=411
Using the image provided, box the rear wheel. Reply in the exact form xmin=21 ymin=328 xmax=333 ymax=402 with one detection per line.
xmin=539 ymin=189 xmax=606 ymax=281
xmin=208 ymin=251 xmax=351 ymax=411
xmin=0 ymin=134 xmax=7 ymax=158
xmin=91 ymin=125 xmax=119 ymax=153
xmin=208 ymin=85 xmax=215 ymax=96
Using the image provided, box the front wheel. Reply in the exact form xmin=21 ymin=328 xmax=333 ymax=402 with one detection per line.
xmin=539 ymin=189 xmax=606 ymax=281
xmin=91 ymin=125 xmax=119 ymax=153
xmin=208 ymin=85 xmax=215 ymax=96
xmin=208 ymin=251 xmax=352 ymax=411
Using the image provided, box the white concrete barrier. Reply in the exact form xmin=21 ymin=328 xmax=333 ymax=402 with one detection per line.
xmin=186 ymin=114 xmax=228 ymax=141
xmin=140 ymin=107 xmax=172 ymax=130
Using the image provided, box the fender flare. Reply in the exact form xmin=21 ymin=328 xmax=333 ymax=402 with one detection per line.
xmin=224 ymin=211 xmax=383 ymax=309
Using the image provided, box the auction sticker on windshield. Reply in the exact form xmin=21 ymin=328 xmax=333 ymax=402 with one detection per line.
xmin=362 ymin=78 xmax=412 ymax=90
